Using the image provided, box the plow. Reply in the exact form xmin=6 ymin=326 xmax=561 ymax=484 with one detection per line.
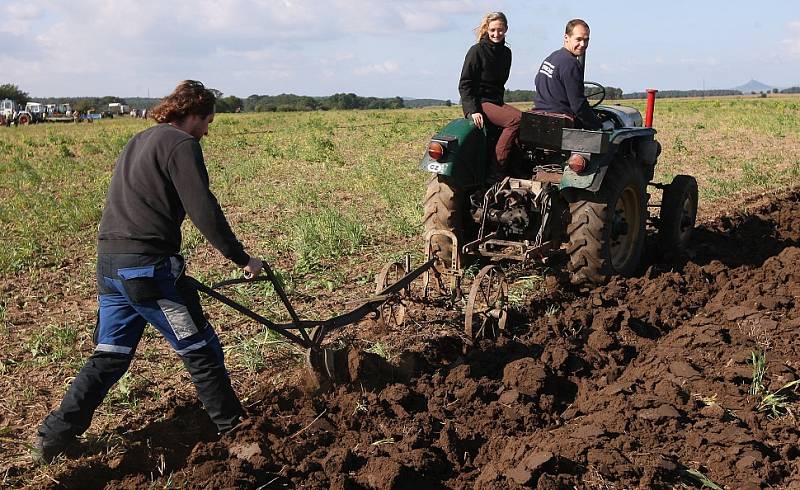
xmin=185 ymin=229 xmax=512 ymax=386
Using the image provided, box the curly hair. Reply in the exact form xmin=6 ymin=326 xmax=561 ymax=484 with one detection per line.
xmin=151 ymin=80 xmax=216 ymax=123
xmin=475 ymin=11 xmax=507 ymax=43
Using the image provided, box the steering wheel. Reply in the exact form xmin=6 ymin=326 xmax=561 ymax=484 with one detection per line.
xmin=584 ymin=81 xmax=606 ymax=108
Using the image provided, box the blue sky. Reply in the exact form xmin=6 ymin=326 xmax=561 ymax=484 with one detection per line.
xmin=1 ymin=0 xmax=798 ymax=99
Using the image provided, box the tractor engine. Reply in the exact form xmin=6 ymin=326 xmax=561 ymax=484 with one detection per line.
xmin=470 ymin=185 xmax=539 ymax=238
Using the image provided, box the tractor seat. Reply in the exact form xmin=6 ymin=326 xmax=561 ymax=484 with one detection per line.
xmin=518 ymin=110 xmax=575 ymax=151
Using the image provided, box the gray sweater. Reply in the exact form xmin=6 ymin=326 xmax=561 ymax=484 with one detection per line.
xmin=97 ymin=123 xmax=249 ymax=266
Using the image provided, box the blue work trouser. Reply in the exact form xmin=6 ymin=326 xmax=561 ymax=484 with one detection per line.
xmin=38 ymin=254 xmax=244 ymax=444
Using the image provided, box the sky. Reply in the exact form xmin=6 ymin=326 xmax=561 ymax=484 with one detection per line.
xmin=1 ymin=0 xmax=798 ymax=100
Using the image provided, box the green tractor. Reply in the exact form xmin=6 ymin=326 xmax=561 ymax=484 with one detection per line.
xmin=420 ymin=86 xmax=698 ymax=287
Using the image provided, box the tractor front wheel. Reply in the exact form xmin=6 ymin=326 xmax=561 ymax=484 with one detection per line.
xmin=566 ymin=159 xmax=647 ymax=286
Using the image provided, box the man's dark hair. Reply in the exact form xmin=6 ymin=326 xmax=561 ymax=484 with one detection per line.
xmin=151 ymin=80 xmax=216 ymax=123
xmin=565 ymin=19 xmax=590 ymax=36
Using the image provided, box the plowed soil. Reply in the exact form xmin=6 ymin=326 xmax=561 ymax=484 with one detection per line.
xmin=17 ymin=190 xmax=800 ymax=489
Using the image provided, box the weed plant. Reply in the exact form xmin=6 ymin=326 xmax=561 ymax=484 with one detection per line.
xmin=749 ymin=349 xmax=767 ymax=395
xmin=757 ymin=379 xmax=800 ymax=418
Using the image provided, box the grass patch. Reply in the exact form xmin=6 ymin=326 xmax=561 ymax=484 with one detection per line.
xmin=105 ymin=372 xmax=142 ymax=409
xmin=226 ymin=327 xmax=299 ymax=372
xmin=757 ymin=379 xmax=800 ymax=418
xmin=507 ymin=274 xmax=544 ymax=307
xmin=366 ymin=341 xmax=392 ymax=360
xmin=283 ymin=206 xmax=367 ymax=273
xmin=25 ymin=323 xmax=82 ymax=365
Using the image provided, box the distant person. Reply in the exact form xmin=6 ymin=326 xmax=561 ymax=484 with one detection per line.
xmin=33 ymin=80 xmax=264 ymax=465
xmin=458 ymin=11 xmax=521 ymax=173
xmin=533 ymin=19 xmax=603 ymax=130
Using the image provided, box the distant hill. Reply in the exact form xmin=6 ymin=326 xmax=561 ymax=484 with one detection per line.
xmin=732 ymin=79 xmax=778 ymax=93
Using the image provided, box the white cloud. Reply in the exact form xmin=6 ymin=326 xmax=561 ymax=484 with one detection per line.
xmin=783 ymin=20 xmax=800 ymax=58
xmin=353 ymin=60 xmax=400 ymax=76
xmin=0 ymin=2 xmax=44 ymax=34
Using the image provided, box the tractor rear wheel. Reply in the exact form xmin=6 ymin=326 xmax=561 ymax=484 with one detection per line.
xmin=423 ymin=175 xmax=464 ymax=266
xmin=566 ymin=159 xmax=647 ymax=285
xmin=658 ymin=175 xmax=698 ymax=254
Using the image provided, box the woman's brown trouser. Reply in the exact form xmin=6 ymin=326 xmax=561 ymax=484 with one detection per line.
xmin=481 ymin=101 xmax=522 ymax=167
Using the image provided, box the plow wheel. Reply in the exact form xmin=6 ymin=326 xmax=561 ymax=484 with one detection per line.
xmin=374 ymin=261 xmax=408 ymax=328
xmin=658 ymin=175 xmax=698 ymax=254
xmin=464 ymin=265 xmax=508 ymax=341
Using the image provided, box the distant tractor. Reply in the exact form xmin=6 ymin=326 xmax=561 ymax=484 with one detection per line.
xmin=420 ymin=86 xmax=698 ymax=288
xmin=25 ymin=102 xmax=47 ymax=123
xmin=108 ymin=102 xmax=130 ymax=115
xmin=0 ymin=99 xmax=36 ymax=126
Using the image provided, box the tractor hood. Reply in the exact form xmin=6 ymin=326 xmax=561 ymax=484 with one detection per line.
xmin=596 ymin=105 xmax=643 ymax=128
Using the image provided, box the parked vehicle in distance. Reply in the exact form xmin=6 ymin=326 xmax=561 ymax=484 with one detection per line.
xmin=108 ymin=102 xmax=130 ymax=115
xmin=25 ymin=102 xmax=47 ymax=123
xmin=1 ymin=98 xmax=36 ymax=126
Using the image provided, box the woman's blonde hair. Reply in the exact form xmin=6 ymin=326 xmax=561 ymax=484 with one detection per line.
xmin=475 ymin=11 xmax=508 ymax=42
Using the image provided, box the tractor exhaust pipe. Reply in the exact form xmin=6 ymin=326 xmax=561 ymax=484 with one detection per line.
xmin=645 ymin=89 xmax=658 ymax=128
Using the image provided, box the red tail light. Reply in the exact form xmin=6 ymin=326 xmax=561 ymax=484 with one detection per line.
xmin=567 ymin=153 xmax=586 ymax=173
xmin=428 ymin=141 xmax=446 ymax=161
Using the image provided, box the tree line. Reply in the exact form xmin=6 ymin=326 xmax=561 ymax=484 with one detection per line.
xmin=239 ymin=93 xmax=405 ymax=112
xmin=5 ymin=81 xmax=798 ymax=116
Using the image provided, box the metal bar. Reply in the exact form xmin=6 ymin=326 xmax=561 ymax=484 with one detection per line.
xmin=188 ymin=256 xmax=436 ymax=349
xmin=210 ymin=271 xmax=312 ymax=344
xmin=461 ymin=232 xmax=498 ymax=254
xmin=311 ymin=258 xmax=436 ymax=345
xmin=261 ymin=263 xmax=311 ymax=344
xmin=186 ymin=277 xmax=312 ymax=348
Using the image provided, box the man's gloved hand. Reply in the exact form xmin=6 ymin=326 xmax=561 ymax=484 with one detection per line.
xmin=243 ymin=257 xmax=263 ymax=279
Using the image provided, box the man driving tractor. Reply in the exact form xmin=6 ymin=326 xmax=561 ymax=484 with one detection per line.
xmin=533 ymin=18 xmax=604 ymax=130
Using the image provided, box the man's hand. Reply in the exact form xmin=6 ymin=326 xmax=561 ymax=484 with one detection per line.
xmin=601 ymin=120 xmax=615 ymax=131
xmin=243 ymin=257 xmax=263 ymax=279
xmin=471 ymin=112 xmax=484 ymax=129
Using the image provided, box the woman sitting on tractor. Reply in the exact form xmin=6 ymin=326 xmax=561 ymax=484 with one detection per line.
xmin=458 ymin=11 xmax=521 ymax=174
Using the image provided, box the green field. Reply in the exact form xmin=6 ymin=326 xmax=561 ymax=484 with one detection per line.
xmin=2 ymin=96 xmax=799 ymax=276
xmin=0 ymin=97 xmax=799 ymax=475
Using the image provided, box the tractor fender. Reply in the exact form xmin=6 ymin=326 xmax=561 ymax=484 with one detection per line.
xmin=561 ymin=127 xmax=659 ymax=192
xmin=420 ymin=118 xmax=488 ymax=188
xmin=609 ymin=128 xmax=657 ymax=147
xmin=560 ymin=151 xmax=613 ymax=192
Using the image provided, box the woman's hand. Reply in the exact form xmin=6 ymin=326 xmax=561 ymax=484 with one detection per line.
xmin=471 ymin=112 xmax=484 ymax=129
